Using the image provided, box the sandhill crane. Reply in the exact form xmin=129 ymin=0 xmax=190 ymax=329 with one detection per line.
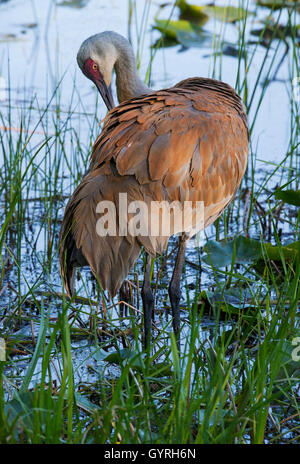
xmin=59 ymin=31 xmax=249 ymax=348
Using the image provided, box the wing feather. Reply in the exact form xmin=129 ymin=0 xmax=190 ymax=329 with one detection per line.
xmin=60 ymin=77 xmax=249 ymax=296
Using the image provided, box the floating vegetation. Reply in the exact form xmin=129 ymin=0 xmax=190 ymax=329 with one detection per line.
xmin=57 ymin=0 xmax=89 ymax=8
xmin=275 ymin=188 xmax=300 ymax=206
xmin=154 ymin=1 xmax=253 ymax=48
xmin=177 ymin=0 xmax=252 ymax=23
xmin=257 ymin=0 xmax=300 ymax=10
xmin=152 ymin=18 xmax=211 ymax=47
xmin=203 ymin=236 xmax=299 ymax=268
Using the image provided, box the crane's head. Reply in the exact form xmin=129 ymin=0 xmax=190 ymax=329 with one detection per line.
xmin=77 ymin=31 xmax=119 ymax=111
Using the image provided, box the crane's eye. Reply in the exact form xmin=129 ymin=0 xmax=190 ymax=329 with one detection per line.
xmin=92 ymin=63 xmax=98 ymax=70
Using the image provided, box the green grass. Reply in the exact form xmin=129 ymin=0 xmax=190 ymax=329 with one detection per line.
xmin=0 ymin=0 xmax=299 ymax=444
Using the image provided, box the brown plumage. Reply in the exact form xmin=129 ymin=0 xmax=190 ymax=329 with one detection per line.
xmin=59 ymin=31 xmax=249 ymax=347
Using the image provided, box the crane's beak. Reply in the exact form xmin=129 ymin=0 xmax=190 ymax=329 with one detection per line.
xmin=95 ymin=79 xmax=115 ymax=111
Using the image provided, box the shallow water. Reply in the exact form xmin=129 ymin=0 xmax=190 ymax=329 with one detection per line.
xmin=0 ymin=0 xmax=296 ymax=162
xmin=0 ymin=0 xmax=299 ymax=413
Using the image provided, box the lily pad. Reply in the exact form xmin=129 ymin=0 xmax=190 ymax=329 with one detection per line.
xmin=176 ymin=0 xmax=209 ymax=23
xmin=153 ymin=18 xmax=213 ymax=49
xmin=201 ymin=5 xmax=251 ymax=22
xmin=4 ymin=391 xmax=58 ymax=440
xmin=104 ymin=349 xmax=173 ymax=377
xmin=257 ymin=0 xmax=299 ymax=10
xmin=176 ymin=29 xmax=212 ymax=48
xmin=203 ymin=236 xmax=299 ymax=268
xmin=203 ymin=236 xmax=262 ymax=267
xmin=275 ymin=188 xmax=300 ymax=207
xmin=198 ymin=289 xmax=258 ymax=320
xmin=104 ymin=348 xmax=136 ymax=365
xmin=151 ymin=36 xmax=179 ymax=48
xmin=177 ymin=0 xmax=251 ymax=23
xmin=153 ymin=18 xmax=203 ymax=41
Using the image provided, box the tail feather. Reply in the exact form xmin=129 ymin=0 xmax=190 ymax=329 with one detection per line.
xmin=59 ymin=169 xmax=146 ymax=297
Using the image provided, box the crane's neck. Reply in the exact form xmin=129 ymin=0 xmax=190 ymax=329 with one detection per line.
xmin=113 ymin=39 xmax=151 ymax=103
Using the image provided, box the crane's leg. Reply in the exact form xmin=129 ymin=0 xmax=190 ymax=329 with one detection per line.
xmin=141 ymin=253 xmax=154 ymax=349
xmin=119 ymin=281 xmax=128 ymax=318
xmin=169 ymin=235 xmax=187 ymax=343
